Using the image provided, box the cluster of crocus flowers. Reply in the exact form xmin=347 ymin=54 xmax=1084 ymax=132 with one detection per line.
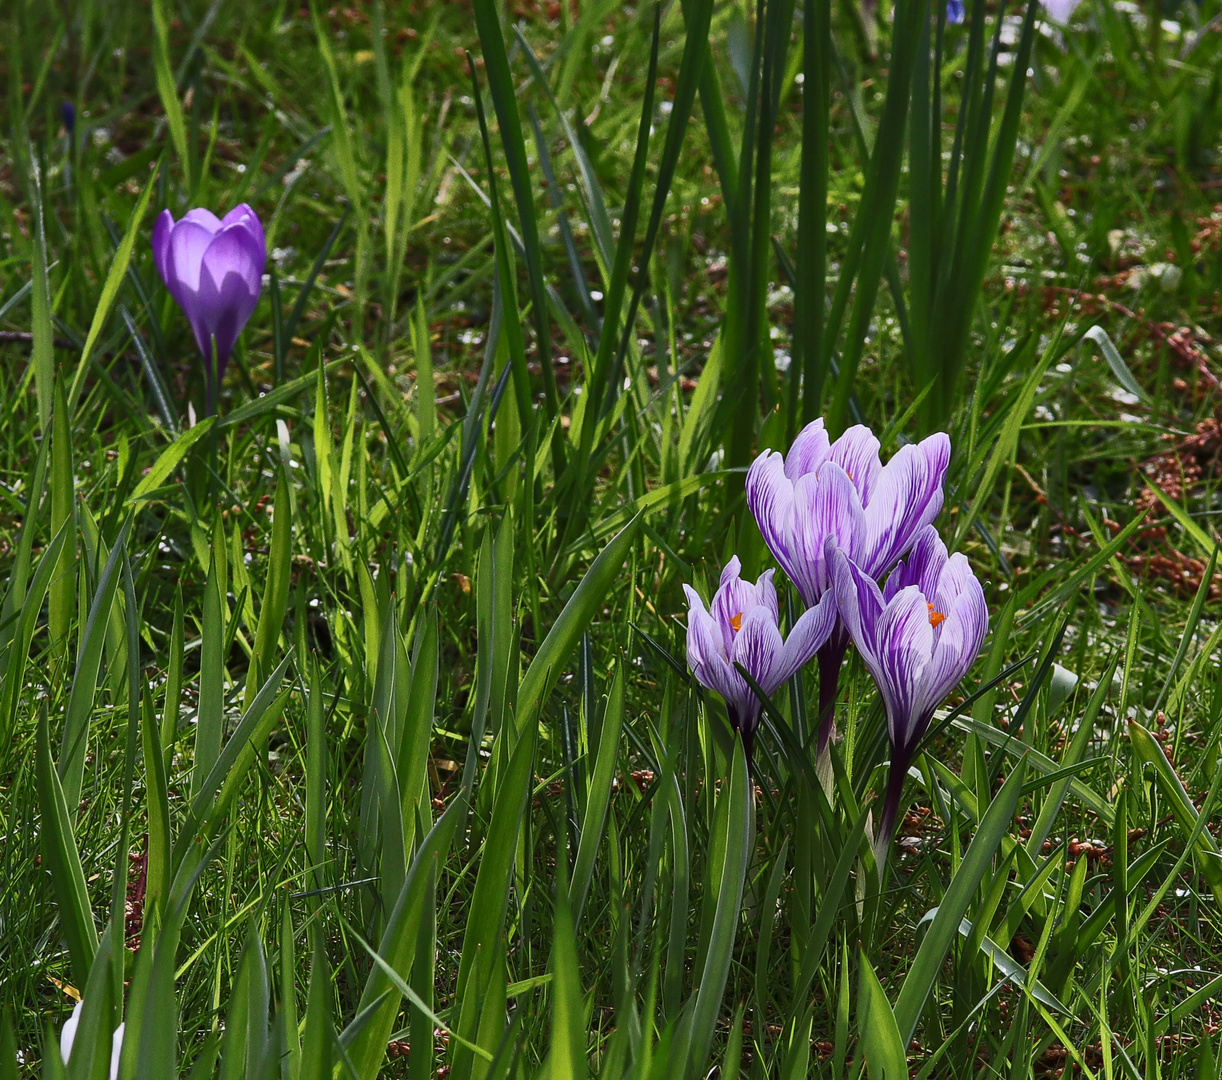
xmin=684 ymin=418 xmax=986 ymax=860
xmin=152 ymin=204 xmax=266 ymax=414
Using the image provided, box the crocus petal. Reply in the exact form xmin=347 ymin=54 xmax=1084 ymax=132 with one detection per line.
xmin=858 ymin=434 xmax=949 ymax=577
xmin=711 ymin=556 xmax=754 ymax=652
xmin=793 ymin=463 xmax=864 ymax=600
xmin=917 ymin=570 xmax=988 ymax=721
xmin=774 ymin=591 xmax=837 ymax=687
xmin=167 ymin=219 xmax=219 ymax=296
xmin=871 ymin=587 xmax=935 ymax=754
xmin=683 ymin=585 xmax=721 ymax=670
xmin=181 ymin=207 xmax=222 ymax=232
xmin=946 ymin=0 xmax=966 ymax=22
xmin=696 ymin=655 xmax=749 ymax=720
xmin=828 ymin=541 xmax=886 ymax=669
xmin=1042 ymin=0 xmax=1082 ymax=22
xmin=745 ymin=451 xmax=800 ymax=586
xmin=828 ymin=425 xmax=882 ymax=504
xmin=193 ymin=226 xmax=264 ymax=368
xmin=152 ymin=210 xmax=175 ymax=293
xmin=753 ymin=568 xmax=780 ymax=624
xmin=732 ymin=606 xmax=786 ymax=698
xmin=61 ymin=1000 xmax=84 ymax=1064
xmin=784 ymin=418 xmax=832 ymax=480
xmin=884 ymin=525 xmax=946 ymax=602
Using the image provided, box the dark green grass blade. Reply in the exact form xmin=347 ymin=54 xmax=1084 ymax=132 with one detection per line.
xmin=471 ymin=0 xmax=560 ymax=438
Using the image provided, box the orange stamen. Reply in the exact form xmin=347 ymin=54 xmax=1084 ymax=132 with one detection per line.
xmin=730 ymin=612 xmax=743 ymax=633
xmin=927 ymin=603 xmax=945 ymax=628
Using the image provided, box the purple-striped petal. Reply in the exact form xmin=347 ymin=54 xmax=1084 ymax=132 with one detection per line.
xmin=884 ymin=524 xmax=945 ymax=602
xmin=871 ymin=587 xmax=935 ymax=753
xmin=916 ymin=570 xmax=987 ymax=722
xmin=683 ymin=585 xmax=719 ymax=670
xmin=858 ymin=433 xmax=950 ymax=577
xmin=791 ymin=462 xmax=864 ymax=602
xmin=774 ymin=590 xmax=837 ymax=687
xmin=828 ymin=541 xmax=886 ymax=668
xmin=828 ymin=425 xmax=882 ymax=504
xmin=732 ymin=606 xmax=786 ymax=696
xmin=746 ymin=451 xmax=799 ymax=586
xmin=784 ymin=418 xmax=832 ymax=479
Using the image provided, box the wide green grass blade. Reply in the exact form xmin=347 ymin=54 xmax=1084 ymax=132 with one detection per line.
xmin=893 ymin=755 xmax=1027 ymax=1047
xmin=516 ymin=514 xmax=640 ymax=728
xmin=59 ymin=516 xmax=131 ymax=810
xmin=191 ymin=547 xmax=224 ymax=803
xmin=66 ymin=163 xmax=159 ymax=413
xmin=675 ymin=736 xmax=751 ymax=1080
xmin=570 ymin=663 xmax=623 ymax=925
xmin=36 ymin=703 xmax=98 ymax=985
xmin=857 ymin=949 xmax=907 ymax=1080
xmin=1129 ymin=718 xmax=1222 ymax=904
xmin=300 ymin=940 xmax=333 ymax=1080
xmin=125 ymin=419 xmax=214 ymax=505
xmin=245 ymin=468 xmax=292 ymax=707
xmin=344 ymin=793 xmax=468 ymax=1078
xmin=28 ymin=165 xmax=55 ymax=434
xmin=825 ymin=0 xmax=925 ymax=434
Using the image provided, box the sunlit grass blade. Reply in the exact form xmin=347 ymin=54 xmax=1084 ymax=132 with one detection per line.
xmin=65 ymin=163 xmax=159 ymax=413
xmin=59 ymin=515 xmax=131 ymax=810
xmin=516 ymin=513 xmax=640 ymax=729
xmin=36 ymin=701 xmax=98 ymax=986
xmin=893 ymin=755 xmax=1027 ymax=1047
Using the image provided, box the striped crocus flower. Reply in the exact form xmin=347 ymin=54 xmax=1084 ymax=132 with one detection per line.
xmin=684 ymin=557 xmax=837 ymax=761
xmin=745 ymin=420 xmax=951 ymax=753
xmin=829 ymin=526 xmax=988 ymax=860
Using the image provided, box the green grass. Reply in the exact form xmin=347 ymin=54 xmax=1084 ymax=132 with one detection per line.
xmin=3 ymin=0 xmax=1222 ymax=1076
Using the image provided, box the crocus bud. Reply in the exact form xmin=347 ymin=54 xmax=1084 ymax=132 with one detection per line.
xmin=152 ymin=204 xmax=266 ymax=408
xmin=684 ymin=556 xmax=836 ymax=759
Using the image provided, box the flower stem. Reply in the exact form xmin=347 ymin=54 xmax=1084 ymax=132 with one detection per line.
xmin=875 ymin=752 xmax=910 ymax=873
xmin=816 ymin=638 xmax=848 ymax=755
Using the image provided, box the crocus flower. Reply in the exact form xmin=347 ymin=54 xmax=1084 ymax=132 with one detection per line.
xmin=745 ymin=419 xmax=951 ymax=752
xmin=829 ymin=526 xmax=987 ymax=859
xmin=946 ymin=0 xmax=965 ymax=23
xmin=1042 ymin=0 xmax=1083 ymax=22
xmin=61 ymin=999 xmax=125 ymax=1080
xmin=684 ymin=557 xmax=837 ymax=760
xmin=153 ymin=204 xmax=266 ymax=412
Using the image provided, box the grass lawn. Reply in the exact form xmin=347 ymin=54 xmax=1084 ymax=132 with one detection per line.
xmin=3 ymin=0 xmax=1222 ymax=1075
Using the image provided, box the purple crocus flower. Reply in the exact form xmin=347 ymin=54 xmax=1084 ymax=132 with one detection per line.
xmin=684 ymin=557 xmax=837 ymax=760
xmin=745 ymin=419 xmax=951 ymax=753
xmin=152 ymin=204 xmax=266 ymax=412
xmin=829 ymin=526 xmax=988 ymax=858
xmin=946 ymin=0 xmax=966 ymax=23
